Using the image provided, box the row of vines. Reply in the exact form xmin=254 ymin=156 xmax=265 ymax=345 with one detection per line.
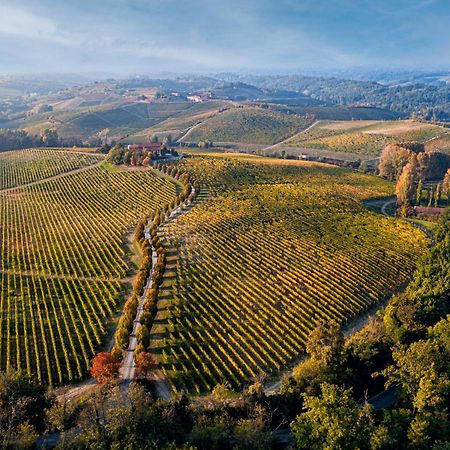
xmin=0 ymin=159 xmax=178 ymax=385
xmin=152 ymin=155 xmax=428 ymax=393
xmin=0 ymin=148 xmax=102 ymax=190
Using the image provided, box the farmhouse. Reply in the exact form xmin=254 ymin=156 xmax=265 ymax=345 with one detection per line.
xmin=127 ymin=143 xmax=164 ymax=158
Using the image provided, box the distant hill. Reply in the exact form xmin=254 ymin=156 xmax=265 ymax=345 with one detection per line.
xmin=283 ymin=120 xmax=450 ymax=156
xmin=180 ymin=107 xmax=315 ymax=145
xmin=20 ymin=101 xmax=195 ymax=141
xmin=272 ymin=105 xmax=404 ymax=121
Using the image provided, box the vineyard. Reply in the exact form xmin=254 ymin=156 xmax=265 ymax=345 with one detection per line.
xmin=0 ymin=155 xmax=178 ymax=385
xmin=152 ymin=155 xmax=428 ymax=393
xmin=181 ymin=107 xmax=314 ymax=145
xmin=0 ymin=148 xmax=103 ymax=190
xmin=284 ymin=120 xmax=450 ymax=156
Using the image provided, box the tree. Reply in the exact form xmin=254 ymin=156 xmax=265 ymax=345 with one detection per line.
xmin=395 ymin=156 xmax=418 ymax=215
xmin=415 ymin=178 xmax=423 ymax=206
xmin=97 ymin=128 xmax=110 ymax=145
xmin=135 ymin=352 xmax=156 ymax=380
xmin=89 ymin=352 xmax=120 ymax=384
xmin=417 ymin=151 xmax=450 ymax=181
xmin=40 ymin=128 xmax=59 ymax=147
xmin=443 ymin=169 xmax=450 ymax=201
xmin=379 ymin=144 xmax=412 ymax=181
xmin=306 ymin=320 xmax=344 ymax=367
xmin=434 ymin=183 xmax=441 ymax=207
xmin=162 ymin=135 xmax=172 ymax=147
xmin=291 ymin=383 xmax=376 ymax=450
xmin=0 ymin=371 xmax=51 ymax=448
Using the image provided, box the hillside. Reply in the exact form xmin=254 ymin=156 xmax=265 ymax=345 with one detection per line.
xmin=284 ymin=120 xmax=450 ymax=156
xmin=20 ymin=101 xmax=195 ymax=141
xmin=180 ymin=107 xmax=315 ymax=145
xmin=123 ymin=101 xmax=231 ymax=143
xmin=151 ymin=154 xmax=428 ymax=393
xmin=0 ymin=153 xmax=178 ymax=384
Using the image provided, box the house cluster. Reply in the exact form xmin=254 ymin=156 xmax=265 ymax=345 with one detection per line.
xmin=187 ymin=91 xmax=214 ymax=102
xmin=127 ymin=143 xmax=164 ymax=158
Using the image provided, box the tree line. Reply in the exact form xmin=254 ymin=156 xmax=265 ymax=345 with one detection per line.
xmin=378 ymin=143 xmax=450 ymax=215
xmin=0 ymin=128 xmax=85 ymax=151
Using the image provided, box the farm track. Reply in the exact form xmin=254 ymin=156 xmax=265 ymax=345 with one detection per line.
xmin=119 ymin=184 xmax=197 ymax=395
xmin=262 ymin=120 xmax=321 ymax=152
xmin=0 ymin=160 xmax=103 ymax=194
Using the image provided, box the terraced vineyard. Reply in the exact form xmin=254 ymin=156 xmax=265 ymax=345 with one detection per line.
xmin=153 ymin=155 xmax=428 ymax=393
xmin=0 ymin=158 xmax=178 ymax=384
xmin=0 ymin=148 xmax=103 ymax=190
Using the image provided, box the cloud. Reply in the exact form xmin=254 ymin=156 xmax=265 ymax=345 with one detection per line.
xmin=0 ymin=0 xmax=447 ymax=74
xmin=0 ymin=4 xmax=83 ymax=46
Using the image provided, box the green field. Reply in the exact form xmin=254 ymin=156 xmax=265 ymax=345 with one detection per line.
xmin=151 ymin=155 xmax=428 ymax=393
xmin=284 ymin=120 xmax=450 ymax=156
xmin=273 ymin=105 xmax=403 ymax=121
xmin=0 ymin=154 xmax=178 ymax=384
xmin=180 ymin=107 xmax=315 ymax=145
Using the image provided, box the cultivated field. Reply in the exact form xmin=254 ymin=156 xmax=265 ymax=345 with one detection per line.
xmin=124 ymin=101 xmax=230 ymax=143
xmin=284 ymin=120 xmax=450 ymax=156
xmin=22 ymin=101 xmax=196 ymax=140
xmin=0 ymin=148 xmax=102 ymax=189
xmin=152 ymin=155 xmax=428 ymax=393
xmin=180 ymin=107 xmax=315 ymax=145
xmin=0 ymin=151 xmax=178 ymax=384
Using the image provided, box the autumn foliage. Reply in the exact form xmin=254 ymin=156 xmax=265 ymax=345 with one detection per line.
xmin=135 ymin=352 xmax=156 ymax=380
xmin=89 ymin=352 xmax=121 ymax=384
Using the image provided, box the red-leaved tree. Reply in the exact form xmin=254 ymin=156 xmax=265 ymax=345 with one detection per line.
xmin=135 ymin=352 xmax=156 ymax=380
xmin=89 ymin=352 xmax=120 ymax=384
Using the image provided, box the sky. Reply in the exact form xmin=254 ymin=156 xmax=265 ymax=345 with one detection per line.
xmin=0 ymin=0 xmax=449 ymax=75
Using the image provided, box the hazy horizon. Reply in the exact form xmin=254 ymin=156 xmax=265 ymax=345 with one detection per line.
xmin=0 ymin=0 xmax=449 ymax=75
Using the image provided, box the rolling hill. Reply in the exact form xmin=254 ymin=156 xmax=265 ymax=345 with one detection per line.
xmin=283 ymin=120 xmax=450 ymax=156
xmin=180 ymin=107 xmax=315 ymax=145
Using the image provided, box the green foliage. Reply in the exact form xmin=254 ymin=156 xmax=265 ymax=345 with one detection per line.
xmin=0 ymin=371 xmax=51 ymax=448
xmin=291 ymin=383 xmax=376 ymax=450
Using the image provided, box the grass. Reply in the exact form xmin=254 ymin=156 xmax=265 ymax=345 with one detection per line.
xmin=100 ymin=160 xmax=120 ymax=172
xmin=21 ymin=101 xmax=195 ymax=140
xmin=180 ymin=107 xmax=315 ymax=145
xmin=151 ymin=155 xmax=428 ymax=393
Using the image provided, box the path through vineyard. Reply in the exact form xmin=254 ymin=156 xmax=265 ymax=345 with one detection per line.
xmin=120 ymin=185 xmax=196 ymax=395
xmin=0 ymin=160 xmax=102 ymax=194
xmin=120 ymin=231 xmax=158 ymax=383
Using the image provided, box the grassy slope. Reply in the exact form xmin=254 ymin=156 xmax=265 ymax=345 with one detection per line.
xmin=123 ymin=101 xmax=231 ymax=143
xmin=21 ymin=101 xmax=194 ymax=140
xmin=180 ymin=107 xmax=315 ymax=145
